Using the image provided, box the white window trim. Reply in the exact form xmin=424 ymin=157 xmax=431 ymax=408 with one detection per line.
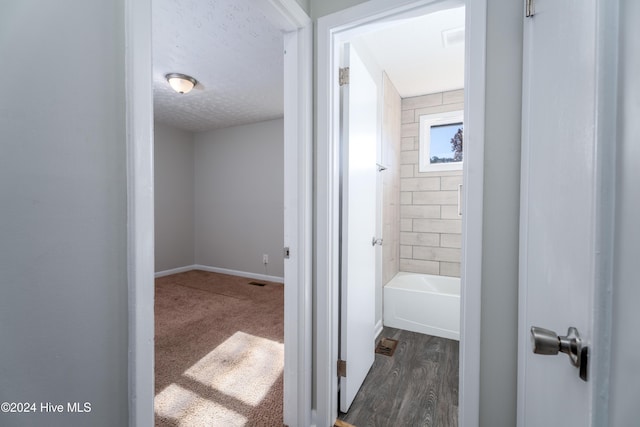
xmin=419 ymin=109 xmax=464 ymax=172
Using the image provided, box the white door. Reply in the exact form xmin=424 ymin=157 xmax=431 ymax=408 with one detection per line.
xmin=339 ymin=42 xmax=377 ymax=413
xmin=518 ymin=0 xmax=607 ymax=425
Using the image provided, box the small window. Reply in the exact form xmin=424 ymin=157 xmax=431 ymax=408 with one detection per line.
xmin=419 ymin=110 xmax=464 ymax=172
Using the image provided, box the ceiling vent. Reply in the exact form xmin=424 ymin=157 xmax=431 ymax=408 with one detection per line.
xmin=442 ymin=27 xmax=465 ymax=48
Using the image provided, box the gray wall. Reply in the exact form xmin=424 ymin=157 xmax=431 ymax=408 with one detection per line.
xmin=194 ymin=119 xmax=285 ymax=278
xmin=154 ymin=123 xmax=195 ymax=272
xmin=294 ymin=0 xmax=310 ymax=14
xmin=0 ymin=1 xmax=129 ymax=426
xmin=610 ymin=0 xmax=640 ymax=424
xmin=310 ymin=0 xmax=366 ymax=18
xmin=478 ymin=0 xmax=522 ymax=425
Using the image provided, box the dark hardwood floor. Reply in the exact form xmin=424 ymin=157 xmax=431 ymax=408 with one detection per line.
xmin=338 ymin=327 xmax=459 ymax=427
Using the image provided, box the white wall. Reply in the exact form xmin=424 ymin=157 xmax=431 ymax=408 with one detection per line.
xmin=610 ymin=0 xmax=640 ymax=424
xmin=194 ymin=119 xmax=285 ymax=279
xmin=154 ymin=123 xmax=195 ymax=272
xmin=0 ymin=1 xmax=129 ymax=426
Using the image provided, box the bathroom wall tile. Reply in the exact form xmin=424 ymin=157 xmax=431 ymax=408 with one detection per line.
xmin=440 ymin=262 xmax=460 ymax=277
xmin=400 ymin=164 xmax=414 ymax=178
xmin=442 ymin=89 xmax=465 ymax=105
xmin=401 ymin=109 xmax=415 ymax=124
xmin=412 ymin=190 xmax=458 ymax=205
xmin=401 ymin=137 xmax=415 ymax=152
xmin=399 ymin=245 xmax=413 ymax=259
xmin=385 ymin=210 xmax=399 ymax=226
xmin=397 ymin=88 xmax=464 ymax=278
xmin=400 ymin=232 xmax=440 ymax=246
xmin=400 ymin=205 xmax=440 ymax=219
xmin=441 ymin=174 xmax=464 ymax=190
xmin=400 ymin=150 xmax=419 ymax=165
xmin=401 ymin=122 xmax=420 ymax=138
xmin=413 ymin=246 xmax=461 ymax=263
xmin=441 ymin=233 xmax=462 ymax=248
xmin=401 ymin=177 xmax=440 ymax=192
xmin=383 ymin=243 xmax=396 ymax=263
xmin=381 ymin=73 xmax=402 ymax=290
xmin=414 ymin=102 xmax=464 ymax=122
xmin=441 ymin=206 xmax=462 ymax=220
xmin=400 ymin=192 xmax=412 ymax=205
xmin=414 ymin=168 xmax=462 ymax=178
xmin=400 ymin=259 xmax=439 ymax=275
xmin=413 ymin=218 xmax=462 ymax=234
xmin=402 ymin=93 xmax=443 ymax=110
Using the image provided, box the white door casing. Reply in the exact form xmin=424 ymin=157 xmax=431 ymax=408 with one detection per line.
xmin=339 ymin=42 xmax=378 ymax=413
xmin=282 ymin=15 xmax=313 ymax=427
xmin=125 ymin=0 xmax=312 ymax=426
xmin=316 ymin=0 xmax=486 ymax=425
xmin=517 ymin=0 xmax=616 ymax=425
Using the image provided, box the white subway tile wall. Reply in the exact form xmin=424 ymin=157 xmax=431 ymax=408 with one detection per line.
xmin=381 ymin=74 xmax=402 ymax=286
xmin=400 ymin=89 xmax=464 ymax=277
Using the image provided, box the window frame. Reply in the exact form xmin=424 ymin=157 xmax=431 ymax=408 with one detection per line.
xmin=419 ymin=109 xmax=464 ymax=172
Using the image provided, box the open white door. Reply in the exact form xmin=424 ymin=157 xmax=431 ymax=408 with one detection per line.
xmin=339 ymin=43 xmax=377 ymax=413
xmin=518 ymin=0 xmax=611 ymax=425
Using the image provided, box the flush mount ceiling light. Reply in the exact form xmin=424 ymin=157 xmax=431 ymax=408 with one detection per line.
xmin=165 ymin=73 xmax=197 ymax=94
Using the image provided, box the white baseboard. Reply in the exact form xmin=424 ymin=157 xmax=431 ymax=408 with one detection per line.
xmin=155 ymin=264 xmax=284 ymax=283
xmin=194 ymin=264 xmax=284 ymax=284
xmin=154 ymin=265 xmax=196 ymax=278
xmin=374 ymin=319 xmax=384 ymax=340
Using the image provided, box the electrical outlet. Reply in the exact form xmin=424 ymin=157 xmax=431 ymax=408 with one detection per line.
xmin=263 ymin=254 xmax=269 ymax=264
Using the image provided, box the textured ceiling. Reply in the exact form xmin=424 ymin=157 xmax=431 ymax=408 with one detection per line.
xmin=356 ymin=6 xmax=465 ymax=98
xmin=153 ymin=2 xmax=464 ymax=133
xmin=153 ymin=0 xmax=284 ymax=132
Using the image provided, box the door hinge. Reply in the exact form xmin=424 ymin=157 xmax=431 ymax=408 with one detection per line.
xmin=526 ymin=0 xmax=535 ymax=17
xmin=337 ymin=359 xmax=347 ymax=377
xmin=339 ymin=67 xmax=350 ymax=86
xmin=284 ymin=246 xmax=290 ymax=259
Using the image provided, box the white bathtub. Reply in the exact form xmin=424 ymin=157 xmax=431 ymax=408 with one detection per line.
xmin=383 ymin=272 xmax=460 ymax=341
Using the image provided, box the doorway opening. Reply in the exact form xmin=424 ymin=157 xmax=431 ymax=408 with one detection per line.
xmin=338 ymin=6 xmax=465 ymax=423
xmin=315 ymin=0 xmax=486 ymax=425
xmin=146 ymin=0 xmax=311 ymax=425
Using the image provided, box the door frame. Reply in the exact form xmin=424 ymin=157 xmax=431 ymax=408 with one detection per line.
xmin=124 ymin=0 xmax=313 ymax=425
xmin=315 ymin=0 xmax=487 ymax=425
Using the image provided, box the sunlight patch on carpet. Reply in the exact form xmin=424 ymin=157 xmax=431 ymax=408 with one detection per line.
xmin=155 ymin=383 xmax=247 ymax=426
xmin=185 ymin=331 xmax=284 ymax=406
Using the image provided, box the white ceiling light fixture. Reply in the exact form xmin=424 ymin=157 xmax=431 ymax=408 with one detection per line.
xmin=166 ymin=73 xmax=198 ymax=94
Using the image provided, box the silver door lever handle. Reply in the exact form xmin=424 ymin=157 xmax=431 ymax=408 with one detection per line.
xmin=530 ymin=326 xmax=588 ymax=381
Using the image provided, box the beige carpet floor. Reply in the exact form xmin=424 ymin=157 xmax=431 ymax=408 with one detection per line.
xmin=154 ymin=270 xmax=284 ymax=427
